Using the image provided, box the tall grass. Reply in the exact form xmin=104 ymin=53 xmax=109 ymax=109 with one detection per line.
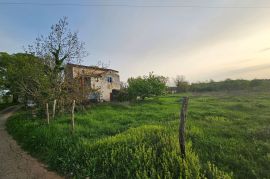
xmin=6 ymin=116 xmax=231 ymax=178
xmin=6 ymin=91 xmax=270 ymax=178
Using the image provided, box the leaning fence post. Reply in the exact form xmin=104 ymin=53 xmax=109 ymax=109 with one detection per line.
xmin=71 ymin=100 xmax=76 ymax=131
xmin=52 ymin=99 xmax=57 ymax=119
xmin=179 ymin=96 xmax=189 ymax=159
xmin=46 ymin=103 xmax=50 ymax=125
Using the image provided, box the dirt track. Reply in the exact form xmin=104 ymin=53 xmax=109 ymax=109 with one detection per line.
xmin=0 ymin=106 xmax=63 ymax=179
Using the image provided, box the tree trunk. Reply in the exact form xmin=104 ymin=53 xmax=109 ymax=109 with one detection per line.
xmin=12 ymin=94 xmax=19 ymax=103
xmin=52 ymin=99 xmax=57 ymax=119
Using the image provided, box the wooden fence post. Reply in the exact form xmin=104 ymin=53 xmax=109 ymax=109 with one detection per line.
xmin=71 ymin=100 xmax=76 ymax=131
xmin=46 ymin=103 xmax=50 ymax=125
xmin=52 ymin=99 xmax=57 ymax=119
xmin=179 ymin=96 xmax=189 ymax=159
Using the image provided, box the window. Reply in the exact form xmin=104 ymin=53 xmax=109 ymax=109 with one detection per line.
xmin=107 ymin=77 xmax=113 ymax=83
xmin=84 ymin=77 xmax=91 ymax=86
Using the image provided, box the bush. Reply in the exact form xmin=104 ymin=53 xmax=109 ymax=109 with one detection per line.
xmin=113 ymin=88 xmax=130 ymax=102
xmin=127 ymin=72 xmax=167 ymax=100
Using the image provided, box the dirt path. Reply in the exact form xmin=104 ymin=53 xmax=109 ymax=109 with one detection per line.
xmin=0 ymin=106 xmax=63 ymax=179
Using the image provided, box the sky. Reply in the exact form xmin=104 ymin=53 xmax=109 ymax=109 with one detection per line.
xmin=1 ymin=0 xmax=270 ymax=83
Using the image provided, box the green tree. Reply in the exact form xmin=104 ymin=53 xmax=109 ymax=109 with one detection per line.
xmin=128 ymin=72 xmax=167 ymax=100
xmin=0 ymin=52 xmax=51 ymax=105
xmin=0 ymin=52 xmax=8 ymax=91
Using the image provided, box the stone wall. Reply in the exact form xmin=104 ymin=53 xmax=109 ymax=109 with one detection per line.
xmin=67 ymin=65 xmax=120 ymax=101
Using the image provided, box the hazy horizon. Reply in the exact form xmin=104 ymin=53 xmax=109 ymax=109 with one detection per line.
xmin=1 ymin=0 xmax=270 ymax=82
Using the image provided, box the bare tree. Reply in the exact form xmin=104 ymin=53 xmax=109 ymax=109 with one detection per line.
xmin=26 ymin=17 xmax=88 ymax=112
xmin=27 ymin=17 xmax=87 ymax=73
xmin=174 ymin=75 xmax=189 ymax=93
xmin=174 ymin=75 xmax=185 ymax=86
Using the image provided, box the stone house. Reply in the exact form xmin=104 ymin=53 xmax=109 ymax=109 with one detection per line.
xmin=65 ymin=63 xmax=120 ymax=102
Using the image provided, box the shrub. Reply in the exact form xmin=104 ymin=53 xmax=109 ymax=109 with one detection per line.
xmin=113 ymin=88 xmax=130 ymax=102
xmin=127 ymin=72 xmax=167 ymax=100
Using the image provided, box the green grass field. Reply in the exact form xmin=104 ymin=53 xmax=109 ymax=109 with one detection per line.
xmin=6 ymin=91 xmax=270 ymax=178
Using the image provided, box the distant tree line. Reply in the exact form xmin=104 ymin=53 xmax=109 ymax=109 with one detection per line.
xmin=170 ymin=76 xmax=270 ymax=93
xmin=190 ymin=79 xmax=270 ymax=92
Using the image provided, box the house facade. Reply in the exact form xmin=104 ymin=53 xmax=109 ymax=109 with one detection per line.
xmin=66 ymin=63 xmax=120 ymax=101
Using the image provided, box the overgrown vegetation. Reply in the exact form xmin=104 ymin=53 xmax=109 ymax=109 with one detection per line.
xmin=7 ymin=91 xmax=270 ymax=178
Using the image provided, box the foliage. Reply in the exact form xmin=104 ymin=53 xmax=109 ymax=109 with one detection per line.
xmin=127 ymin=72 xmax=167 ymax=100
xmin=0 ymin=52 xmax=51 ymax=105
xmin=0 ymin=53 xmax=6 ymax=91
xmin=113 ymin=88 xmax=130 ymax=102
